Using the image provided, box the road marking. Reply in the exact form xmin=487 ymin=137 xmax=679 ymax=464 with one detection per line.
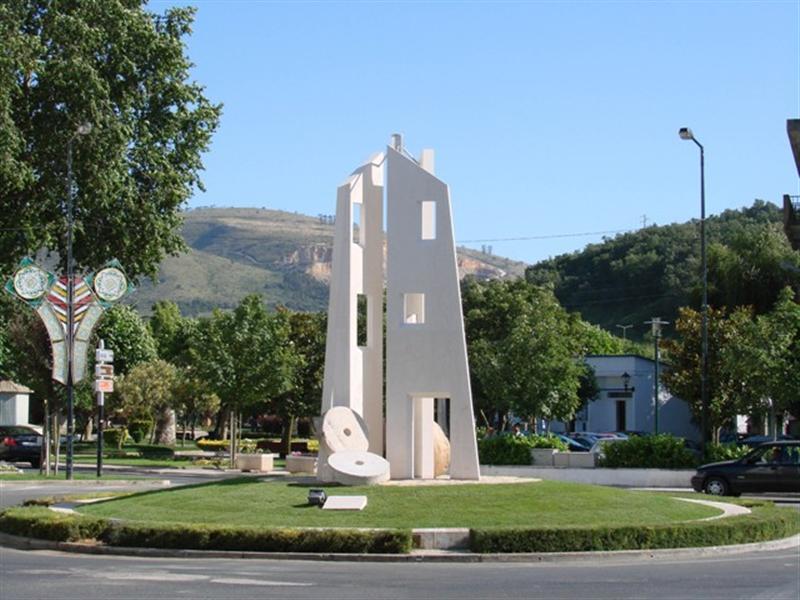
xmin=210 ymin=578 xmax=312 ymax=587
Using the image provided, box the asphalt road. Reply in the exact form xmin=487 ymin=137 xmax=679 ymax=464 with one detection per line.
xmin=0 ymin=545 xmax=798 ymax=600
xmin=1 ymin=472 xmax=798 ymax=599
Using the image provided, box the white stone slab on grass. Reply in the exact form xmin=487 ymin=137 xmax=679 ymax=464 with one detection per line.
xmin=322 ymin=495 xmax=368 ymax=511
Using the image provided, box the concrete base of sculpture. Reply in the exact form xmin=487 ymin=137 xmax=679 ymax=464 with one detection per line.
xmin=237 ymin=453 xmax=274 ymax=472
xmin=286 ymin=454 xmax=318 ymax=474
xmin=328 ymin=450 xmax=390 ymax=486
xmin=433 ymin=422 xmax=450 ymax=477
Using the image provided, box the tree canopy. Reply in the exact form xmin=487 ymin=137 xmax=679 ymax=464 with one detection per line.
xmin=0 ymin=0 xmax=221 ymax=278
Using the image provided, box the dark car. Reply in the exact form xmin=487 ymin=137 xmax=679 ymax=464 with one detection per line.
xmin=0 ymin=425 xmax=42 ymax=469
xmin=691 ymin=441 xmax=800 ymax=496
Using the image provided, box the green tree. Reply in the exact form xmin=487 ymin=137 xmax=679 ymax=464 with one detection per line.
xmin=190 ymin=295 xmax=299 ymax=437
xmin=94 ymin=304 xmax=157 ymax=375
xmin=462 ymin=279 xmax=590 ymax=429
xmin=114 ymin=359 xmax=179 ymax=444
xmin=171 ymin=367 xmax=220 ymax=444
xmin=0 ymin=1 xmax=221 ymax=278
xmin=148 ymin=300 xmax=196 ymax=365
xmin=270 ymin=310 xmax=326 ymax=455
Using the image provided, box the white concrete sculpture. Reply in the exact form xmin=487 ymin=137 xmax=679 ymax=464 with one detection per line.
xmin=318 ymin=136 xmax=480 ymax=482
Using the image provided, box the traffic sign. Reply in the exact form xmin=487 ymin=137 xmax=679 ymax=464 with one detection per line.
xmin=95 ymin=349 xmax=114 ymax=363
xmin=95 ymin=364 xmax=114 ymax=378
xmin=94 ymin=379 xmax=114 ymax=393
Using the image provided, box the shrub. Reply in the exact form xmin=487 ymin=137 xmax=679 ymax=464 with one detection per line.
xmin=103 ymin=427 xmax=128 ymax=450
xmin=478 ymin=434 xmax=533 ymax=465
xmin=127 ymin=418 xmax=153 ymax=443
xmin=470 ymin=504 xmax=800 ymax=553
xmin=599 ymin=434 xmax=696 ymax=469
xmin=704 ymin=443 xmax=749 ymax=464
xmin=133 ymin=445 xmax=175 ymax=460
xmin=0 ymin=507 xmax=110 ymax=542
xmin=0 ymin=507 xmax=412 ymax=554
xmin=197 ymin=439 xmax=229 ymax=451
xmin=528 ymin=434 xmax=568 ymax=451
xmin=238 ymin=438 xmax=259 ymax=454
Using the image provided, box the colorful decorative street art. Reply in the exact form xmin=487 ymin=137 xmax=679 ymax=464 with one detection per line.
xmin=3 ymin=258 xmax=133 ymax=385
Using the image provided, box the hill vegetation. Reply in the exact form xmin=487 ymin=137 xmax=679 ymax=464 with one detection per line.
xmin=132 ymin=207 xmax=527 ymax=315
xmin=525 ymin=201 xmax=798 ymax=338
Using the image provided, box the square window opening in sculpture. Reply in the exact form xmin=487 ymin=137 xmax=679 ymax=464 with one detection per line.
xmin=357 ymin=293 xmax=368 ymax=347
xmin=421 ymin=201 xmax=436 ymax=240
xmin=403 ymin=293 xmax=425 ymax=324
xmin=352 ymin=201 xmax=363 ymax=246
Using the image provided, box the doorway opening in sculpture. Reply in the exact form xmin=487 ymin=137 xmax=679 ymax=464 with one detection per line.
xmin=434 ymin=397 xmax=450 ymax=436
xmin=357 ymin=293 xmax=368 ymax=347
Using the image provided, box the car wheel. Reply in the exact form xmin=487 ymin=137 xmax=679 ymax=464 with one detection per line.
xmin=29 ymin=457 xmax=41 ymax=469
xmin=704 ymin=476 xmax=729 ymax=496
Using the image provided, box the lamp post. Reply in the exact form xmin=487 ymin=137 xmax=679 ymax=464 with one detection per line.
xmin=679 ymin=127 xmax=708 ymax=455
xmin=65 ymin=122 xmax=92 ymax=480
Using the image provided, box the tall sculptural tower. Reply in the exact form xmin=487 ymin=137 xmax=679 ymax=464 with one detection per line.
xmin=319 ymin=137 xmax=480 ymax=481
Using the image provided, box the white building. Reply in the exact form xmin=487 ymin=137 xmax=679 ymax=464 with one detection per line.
xmin=0 ymin=380 xmax=32 ymax=426
xmin=549 ymin=355 xmax=700 ymax=442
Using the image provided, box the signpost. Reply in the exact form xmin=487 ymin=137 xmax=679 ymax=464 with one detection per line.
xmin=95 ymin=340 xmax=114 ymax=478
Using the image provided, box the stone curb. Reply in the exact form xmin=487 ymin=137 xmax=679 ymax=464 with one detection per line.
xmin=0 ymin=531 xmax=797 ymax=563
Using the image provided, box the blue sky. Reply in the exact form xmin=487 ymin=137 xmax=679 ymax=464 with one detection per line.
xmin=151 ymin=0 xmax=800 ymax=264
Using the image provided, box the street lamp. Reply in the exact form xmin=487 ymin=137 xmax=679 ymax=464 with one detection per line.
xmin=65 ymin=121 xmax=92 ymax=480
xmin=621 ymin=372 xmax=631 ymax=392
xmin=679 ymin=126 xmax=708 ymax=455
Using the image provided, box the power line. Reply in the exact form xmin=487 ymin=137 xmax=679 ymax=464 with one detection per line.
xmin=457 ymin=228 xmax=633 ymax=244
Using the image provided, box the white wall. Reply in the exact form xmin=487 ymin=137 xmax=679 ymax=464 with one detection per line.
xmin=0 ymin=393 xmax=30 ymax=425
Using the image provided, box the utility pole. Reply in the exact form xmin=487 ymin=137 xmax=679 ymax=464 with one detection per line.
xmin=644 ymin=317 xmax=669 ymax=434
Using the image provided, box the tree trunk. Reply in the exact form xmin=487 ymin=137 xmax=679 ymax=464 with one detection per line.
xmin=281 ymin=415 xmax=295 ymax=458
xmin=154 ymin=408 xmax=177 ymax=446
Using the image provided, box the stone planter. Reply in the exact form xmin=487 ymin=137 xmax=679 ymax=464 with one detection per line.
xmin=530 ymin=448 xmax=558 ymax=466
xmin=237 ymin=453 xmax=274 ymax=472
xmin=553 ymin=451 xmax=596 ymax=468
xmin=286 ymin=454 xmax=318 ymax=474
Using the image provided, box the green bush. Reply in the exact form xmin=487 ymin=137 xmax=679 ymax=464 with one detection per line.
xmin=599 ymin=434 xmax=696 ymax=469
xmin=478 ymin=434 xmax=533 ymax=465
xmin=470 ymin=504 xmax=800 ymax=553
xmin=528 ymin=434 xmax=568 ymax=451
xmin=704 ymin=443 xmax=749 ymax=464
xmin=239 ymin=438 xmax=259 ymax=454
xmin=127 ymin=419 xmax=153 ymax=443
xmin=103 ymin=427 xmax=128 ymax=450
xmin=0 ymin=507 xmax=411 ymax=554
xmin=133 ymin=445 xmax=175 ymax=460
xmin=197 ymin=439 xmax=229 ymax=451
xmin=0 ymin=507 xmax=110 ymax=542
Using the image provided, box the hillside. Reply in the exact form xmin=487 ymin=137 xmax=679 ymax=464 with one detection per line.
xmin=131 ymin=207 xmax=527 ymax=315
xmin=525 ymin=201 xmax=796 ymax=339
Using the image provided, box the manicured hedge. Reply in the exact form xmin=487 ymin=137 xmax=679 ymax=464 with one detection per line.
xmin=470 ymin=505 xmax=800 ymax=553
xmin=599 ymin=434 xmax=697 ymax=469
xmin=0 ymin=507 xmax=411 ymax=554
xmin=478 ymin=434 xmax=567 ymax=465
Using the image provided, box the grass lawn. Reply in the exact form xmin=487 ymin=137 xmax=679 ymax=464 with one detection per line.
xmin=78 ymin=478 xmax=720 ymax=529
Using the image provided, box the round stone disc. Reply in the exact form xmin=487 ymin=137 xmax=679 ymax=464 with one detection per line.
xmin=321 ymin=406 xmax=369 ymax=453
xmin=327 ymin=450 xmax=390 ymax=485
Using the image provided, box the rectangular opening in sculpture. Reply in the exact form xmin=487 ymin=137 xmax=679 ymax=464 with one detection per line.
xmin=357 ymin=294 xmax=368 ymax=347
xmin=413 ymin=396 xmax=435 ymax=479
xmin=434 ymin=397 xmax=450 ymax=437
xmin=403 ymin=293 xmax=425 ymax=324
xmin=352 ymin=201 xmax=363 ymax=245
xmin=421 ymin=201 xmax=436 ymax=240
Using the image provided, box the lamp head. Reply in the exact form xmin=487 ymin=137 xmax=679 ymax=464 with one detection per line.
xmin=621 ymin=372 xmax=631 ymax=391
xmin=678 ymin=127 xmax=694 ymax=141
xmin=76 ymin=122 xmax=93 ymax=136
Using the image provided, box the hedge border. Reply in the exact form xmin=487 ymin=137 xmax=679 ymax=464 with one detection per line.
xmin=0 ymin=507 xmax=411 ymax=554
xmin=470 ymin=504 xmax=800 ymax=553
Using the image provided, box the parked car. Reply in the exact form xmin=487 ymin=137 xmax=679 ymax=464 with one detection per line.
xmin=554 ymin=434 xmax=590 ymax=452
xmin=738 ymin=434 xmax=795 ymax=448
xmin=589 ymin=436 xmax=628 ymax=458
xmin=691 ymin=441 xmax=800 ymax=496
xmin=0 ymin=425 xmax=42 ymax=468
